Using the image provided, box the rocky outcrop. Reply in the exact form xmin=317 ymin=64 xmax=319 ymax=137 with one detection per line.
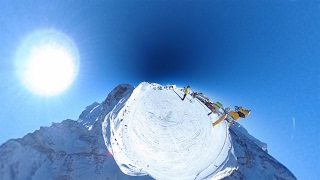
xmin=223 ymin=124 xmax=297 ymax=180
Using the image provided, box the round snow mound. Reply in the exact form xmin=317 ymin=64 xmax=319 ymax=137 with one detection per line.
xmin=104 ymin=82 xmax=234 ymax=180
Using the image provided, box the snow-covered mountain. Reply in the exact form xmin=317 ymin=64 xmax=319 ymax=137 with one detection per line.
xmin=0 ymin=82 xmax=296 ymax=180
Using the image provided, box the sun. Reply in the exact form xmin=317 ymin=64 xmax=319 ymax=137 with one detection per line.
xmin=15 ymin=29 xmax=79 ymax=96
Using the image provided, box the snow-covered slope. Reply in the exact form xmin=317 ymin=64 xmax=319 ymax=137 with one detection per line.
xmin=103 ymin=82 xmax=237 ymax=179
xmin=225 ymin=123 xmax=297 ymax=180
xmin=0 ymin=82 xmax=296 ymax=180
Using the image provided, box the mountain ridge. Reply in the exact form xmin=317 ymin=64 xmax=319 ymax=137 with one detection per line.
xmin=0 ymin=82 xmax=296 ymax=180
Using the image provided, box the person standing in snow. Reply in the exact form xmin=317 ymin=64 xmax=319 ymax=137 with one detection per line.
xmin=182 ymin=85 xmax=190 ymax=101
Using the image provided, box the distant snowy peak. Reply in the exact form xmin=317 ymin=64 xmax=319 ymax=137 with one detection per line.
xmin=77 ymin=84 xmax=134 ymax=131
xmin=100 ymin=84 xmax=134 ymax=120
xmin=78 ymin=102 xmax=101 ymax=130
xmin=0 ymin=119 xmax=108 ymax=180
xmin=102 ymin=84 xmax=134 ymax=109
xmin=0 ymin=119 xmax=147 ymax=179
xmin=228 ymin=124 xmax=296 ymax=180
xmin=231 ymin=123 xmax=267 ymax=152
xmin=78 ymin=101 xmax=101 ymax=120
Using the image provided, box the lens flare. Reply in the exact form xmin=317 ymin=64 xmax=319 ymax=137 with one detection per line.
xmin=15 ymin=29 xmax=80 ymax=96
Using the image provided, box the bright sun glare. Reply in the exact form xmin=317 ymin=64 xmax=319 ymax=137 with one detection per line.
xmin=15 ymin=29 xmax=79 ymax=96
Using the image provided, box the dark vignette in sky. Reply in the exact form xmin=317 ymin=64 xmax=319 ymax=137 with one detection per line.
xmin=100 ymin=1 xmax=237 ymax=84
xmin=130 ymin=21 xmax=209 ymax=81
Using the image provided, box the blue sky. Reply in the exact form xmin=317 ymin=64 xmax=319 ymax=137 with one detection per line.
xmin=0 ymin=0 xmax=319 ymax=179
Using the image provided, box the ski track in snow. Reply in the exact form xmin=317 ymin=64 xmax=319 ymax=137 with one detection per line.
xmin=106 ymin=83 xmax=235 ymax=179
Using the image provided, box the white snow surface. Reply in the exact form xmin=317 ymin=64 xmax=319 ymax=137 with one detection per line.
xmin=103 ymin=82 xmax=237 ymax=180
xmin=0 ymin=82 xmax=297 ymax=180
